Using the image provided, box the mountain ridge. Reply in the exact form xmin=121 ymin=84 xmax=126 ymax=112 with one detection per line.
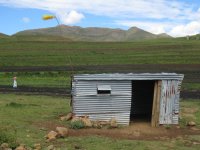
xmin=13 ymin=26 xmax=172 ymax=41
xmin=0 ymin=33 xmax=9 ymax=38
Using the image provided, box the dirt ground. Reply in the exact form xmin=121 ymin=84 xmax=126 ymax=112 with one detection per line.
xmin=34 ymin=121 xmax=200 ymax=141
xmin=1 ymin=64 xmax=200 ymax=73
xmin=0 ymin=85 xmax=199 ymax=99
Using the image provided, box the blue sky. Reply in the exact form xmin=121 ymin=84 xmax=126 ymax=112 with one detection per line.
xmin=0 ymin=0 xmax=200 ymax=37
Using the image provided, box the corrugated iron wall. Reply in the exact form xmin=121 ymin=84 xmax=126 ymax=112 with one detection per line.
xmin=72 ymin=73 xmax=184 ymax=126
xmin=72 ymin=80 xmax=132 ymax=125
xmin=159 ymin=80 xmax=181 ymax=124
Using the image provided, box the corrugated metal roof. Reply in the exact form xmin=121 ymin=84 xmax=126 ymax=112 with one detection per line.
xmin=74 ymin=73 xmax=184 ymax=81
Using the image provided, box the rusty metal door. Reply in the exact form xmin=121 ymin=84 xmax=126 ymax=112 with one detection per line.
xmin=159 ymin=80 xmax=179 ymax=124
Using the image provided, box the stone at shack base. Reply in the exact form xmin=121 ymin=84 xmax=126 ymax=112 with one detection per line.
xmin=46 ymin=145 xmax=55 ymax=150
xmin=81 ymin=116 xmax=92 ymax=127
xmin=110 ymin=118 xmax=118 ymax=128
xmin=56 ymin=127 xmax=69 ymax=137
xmin=33 ymin=143 xmax=41 ymax=150
xmin=187 ymin=121 xmax=196 ymax=126
xmin=45 ymin=131 xmax=58 ymax=141
xmin=15 ymin=144 xmax=26 ymax=150
xmin=60 ymin=112 xmax=73 ymax=121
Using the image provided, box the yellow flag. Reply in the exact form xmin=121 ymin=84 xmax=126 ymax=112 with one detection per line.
xmin=42 ymin=15 xmax=55 ymax=20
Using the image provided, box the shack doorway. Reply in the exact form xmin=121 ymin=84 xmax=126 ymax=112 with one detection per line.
xmin=130 ymin=80 xmax=155 ymax=123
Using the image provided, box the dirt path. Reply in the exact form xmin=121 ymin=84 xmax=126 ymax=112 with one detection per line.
xmin=35 ymin=121 xmax=200 ymax=140
xmin=1 ymin=64 xmax=200 ymax=73
xmin=0 ymin=85 xmax=200 ymax=99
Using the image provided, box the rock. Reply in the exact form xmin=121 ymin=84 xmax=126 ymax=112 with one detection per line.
xmin=45 ymin=131 xmax=58 ymax=141
xmin=0 ymin=143 xmax=12 ymax=150
xmin=74 ymin=144 xmax=81 ymax=149
xmin=133 ymin=131 xmax=140 ymax=137
xmin=60 ymin=112 xmax=73 ymax=121
xmin=56 ymin=127 xmax=69 ymax=137
xmin=0 ymin=143 xmax=9 ymax=149
xmin=187 ymin=121 xmax=196 ymax=126
xmin=92 ymin=121 xmax=102 ymax=129
xmin=99 ymin=121 xmax=109 ymax=126
xmin=81 ymin=116 xmax=92 ymax=127
xmin=33 ymin=143 xmax=41 ymax=150
xmin=190 ymin=127 xmax=200 ymax=131
xmin=110 ymin=118 xmax=117 ymax=128
xmin=193 ymin=142 xmax=200 ymax=145
xmin=15 ymin=144 xmax=27 ymax=150
xmin=71 ymin=117 xmax=81 ymax=123
xmin=46 ymin=145 xmax=55 ymax=150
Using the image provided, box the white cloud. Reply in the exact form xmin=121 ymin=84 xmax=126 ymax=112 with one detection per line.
xmin=169 ymin=21 xmax=200 ymax=37
xmin=0 ymin=0 xmax=200 ymax=36
xmin=56 ymin=10 xmax=84 ymax=25
xmin=116 ymin=20 xmax=174 ymax=34
xmin=0 ymin=0 xmax=192 ymax=20
xmin=117 ymin=20 xmax=200 ymax=37
xmin=22 ymin=17 xmax=30 ymax=23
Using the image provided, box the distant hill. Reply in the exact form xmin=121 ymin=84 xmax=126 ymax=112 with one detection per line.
xmin=11 ymin=35 xmax=72 ymax=41
xmin=157 ymin=33 xmax=172 ymax=38
xmin=0 ymin=33 xmax=9 ymax=38
xmin=188 ymin=34 xmax=200 ymax=40
xmin=13 ymin=26 xmax=173 ymax=42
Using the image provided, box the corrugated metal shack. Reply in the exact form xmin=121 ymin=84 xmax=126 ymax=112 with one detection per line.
xmin=71 ymin=73 xmax=184 ymax=127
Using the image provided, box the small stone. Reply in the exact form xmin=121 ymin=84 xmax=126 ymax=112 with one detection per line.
xmin=193 ymin=142 xmax=200 ymax=145
xmin=46 ymin=145 xmax=55 ymax=150
xmin=187 ymin=121 xmax=196 ymax=126
xmin=0 ymin=143 xmax=9 ymax=149
xmin=190 ymin=127 xmax=200 ymax=131
xmin=110 ymin=118 xmax=117 ymax=128
xmin=74 ymin=144 xmax=81 ymax=149
xmin=99 ymin=121 xmax=109 ymax=126
xmin=15 ymin=144 xmax=26 ymax=150
xmin=92 ymin=121 xmax=102 ymax=128
xmin=60 ymin=112 xmax=73 ymax=121
xmin=33 ymin=143 xmax=41 ymax=150
xmin=56 ymin=127 xmax=69 ymax=137
xmin=71 ymin=117 xmax=81 ymax=123
xmin=81 ymin=116 xmax=92 ymax=127
xmin=133 ymin=131 xmax=140 ymax=137
xmin=45 ymin=131 xmax=58 ymax=141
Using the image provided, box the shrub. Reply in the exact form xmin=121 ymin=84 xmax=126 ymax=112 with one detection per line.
xmin=0 ymin=128 xmax=18 ymax=149
xmin=70 ymin=120 xmax=85 ymax=129
xmin=6 ymin=102 xmax=24 ymax=108
xmin=164 ymin=124 xmax=171 ymax=129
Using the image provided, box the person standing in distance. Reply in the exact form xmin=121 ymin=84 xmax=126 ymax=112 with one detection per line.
xmin=13 ymin=76 xmax=17 ymax=88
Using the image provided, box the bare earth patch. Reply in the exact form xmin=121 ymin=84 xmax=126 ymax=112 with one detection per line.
xmin=34 ymin=121 xmax=200 ymax=141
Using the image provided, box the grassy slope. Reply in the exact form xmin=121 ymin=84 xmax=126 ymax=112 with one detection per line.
xmin=0 ymin=38 xmax=200 ymax=66
xmin=0 ymin=94 xmax=200 ymax=149
xmin=0 ymin=38 xmax=199 ymax=90
xmin=1 ymin=72 xmax=200 ymax=91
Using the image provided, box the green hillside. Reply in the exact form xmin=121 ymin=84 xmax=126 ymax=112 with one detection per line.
xmin=0 ymin=33 xmax=9 ymax=38
xmin=13 ymin=25 xmax=172 ymax=42
xmin=0 ymin=38 xmax=199 ymax=67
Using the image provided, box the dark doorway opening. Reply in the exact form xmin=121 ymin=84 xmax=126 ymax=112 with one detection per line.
xmin=130 ymin=80 xmax=155 ymax=122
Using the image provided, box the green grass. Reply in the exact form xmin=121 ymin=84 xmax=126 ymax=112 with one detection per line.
xmin=0 ymin=39 xmax=200 ymax=66
xmin=0 ymin=94 xmax=70 ymax=147
xmin=0 ymin=94 xmax=200 ymax=149
xmin=0 ymin=72 xmax=199 ymax=90
xmin=0 ymin=72 xmax=70 ymax=88
xmin=182 ymin=83 xmax=200 ymax=91
xmin=0 ymin=72 xmax=199 ymax=91
xmin=180 ymin=99 xmax=200 ymax=127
